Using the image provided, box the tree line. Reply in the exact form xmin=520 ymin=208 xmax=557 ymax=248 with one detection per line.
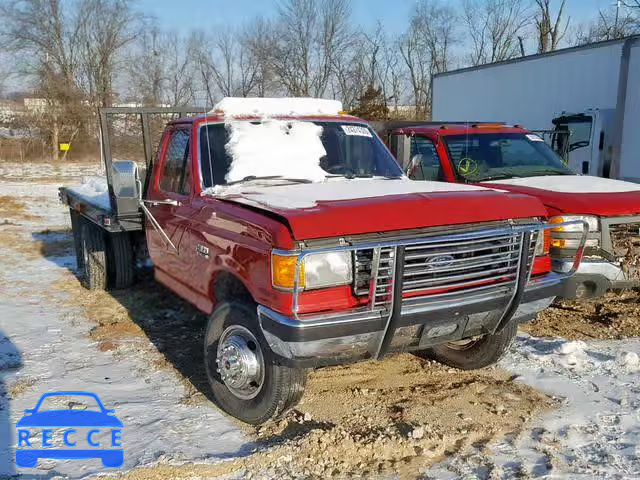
xmin=0 ymin=0 xmax=638 ymax=159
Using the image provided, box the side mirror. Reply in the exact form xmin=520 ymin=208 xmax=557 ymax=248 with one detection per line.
xmin=112 ymin=160 xmax=141 ymax=200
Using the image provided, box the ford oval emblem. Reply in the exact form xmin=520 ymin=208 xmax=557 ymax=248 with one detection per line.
xmin=426 ymin=255 xmax=455 ymax=269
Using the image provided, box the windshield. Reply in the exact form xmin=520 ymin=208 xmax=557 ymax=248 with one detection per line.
xmin=443 ymin=132 xmax=574 ymax=182
xmin=199 ymin=121 xmax=403 ymax=188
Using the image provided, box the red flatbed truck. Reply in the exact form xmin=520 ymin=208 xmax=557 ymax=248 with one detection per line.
xmin=60 ymin=100 xmax=585 ymax=424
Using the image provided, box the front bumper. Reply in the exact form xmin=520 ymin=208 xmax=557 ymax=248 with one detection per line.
xmin=553 ymin=257 xmax=638 ymax=299
xmin=258 ymin=272 xmax=561 ymax=368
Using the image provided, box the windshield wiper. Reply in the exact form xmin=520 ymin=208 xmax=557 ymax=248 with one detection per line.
xmin=225 ymin=175 xmax=313 ymax=186
xmin=325 ymin=173 xmax=402 ymax=180
xmin=474 ymin=173 xmax=523 ymax=182
xmin=529 ymin=170 xmax=573 ymax=176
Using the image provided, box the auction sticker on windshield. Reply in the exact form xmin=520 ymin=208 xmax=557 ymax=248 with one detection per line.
xmin=526 ymin=134 xmax=544 ymax=142
xmin=15 ymin=391 xmax=123 ymax=469
xmin=341 ymin=125 xmax=372 ymax=137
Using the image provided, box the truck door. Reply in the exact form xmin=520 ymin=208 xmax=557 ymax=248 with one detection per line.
xmin=146 ymin=127 xmax=197 ymax=284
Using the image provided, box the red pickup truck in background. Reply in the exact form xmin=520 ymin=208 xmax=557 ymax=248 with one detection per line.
xmin=60 ymin=100 xmax=585 ymax=424
xmin=380 ymin=122 xmax=640 ymax=300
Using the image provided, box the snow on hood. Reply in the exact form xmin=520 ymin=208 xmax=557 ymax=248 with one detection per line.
xmin=204 ymin=178 xmax=488 ymax=210
xmin=489 ymin=175 xmax=640 ymax=193
xmin=225 ymin=119 xmax=327 ymax=183
xmin=67 ymin=176 xmax=110 ymax=210
xmin=213 ymin=97 xmax=343 ymax=117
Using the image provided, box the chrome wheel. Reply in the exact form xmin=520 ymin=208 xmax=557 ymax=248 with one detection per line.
xmin=446 ymin=335 xmax=484 ymax=351
xmin=216 ymin=325 xmax=265 ymax=400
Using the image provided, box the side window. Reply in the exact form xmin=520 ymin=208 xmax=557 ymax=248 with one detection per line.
xmin=199 ymin=124 xmax=231 ymax=188
xmin=408 ymin=137 xmax=442 ymax=181
xmin=160 ymin=129 xmax=191 ymax=195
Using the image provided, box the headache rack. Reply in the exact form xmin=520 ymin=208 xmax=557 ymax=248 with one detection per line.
xmin=283 ymin=220 xmax=587 ymax=359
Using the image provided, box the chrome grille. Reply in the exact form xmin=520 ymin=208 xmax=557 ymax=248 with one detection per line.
xmin=355 ymin=230 xmax=529 ymax=306
xmin=401 ymin=233 xmax=522 ymax=293
xmin=354 ymin=249 xmax=374 ymax=295
xmin=372 ymin=247 xmax=395 ymax=307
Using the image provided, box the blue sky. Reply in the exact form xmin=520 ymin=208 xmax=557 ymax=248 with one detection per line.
xmin=136 ymin=0 xmax=615 ymax=37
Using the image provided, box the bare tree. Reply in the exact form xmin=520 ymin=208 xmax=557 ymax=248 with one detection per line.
xmin=126 ymin=22 xmax=165 ymax=105
xmin=192 ymin=27 xmax=260 ymax=104
xmin=400 ymin=0 xmax=457 ymax=118
xmin=241 ymin=18 xmax=277 ymax=97
xmin=77 ymin=0 xmax=140 ymax=107
xmin=269 ymin=0 xmax=352 ymax=97
xmin=126 ymin=24 xmax=196 ymax=106
xmin=0 ymin=0 xmax=87 ymax=160
xmin=463 ymin=0 xmax=531 ymax=65
xmin=535 ymin=0 xmax=569 ymax=52
xmin=165 ymin=32 xmax=197 ymax=106
xmin=399 ymin=21 xmax=429 ymax=119
xmin=572 ymin=7 xmax=639 ymax=44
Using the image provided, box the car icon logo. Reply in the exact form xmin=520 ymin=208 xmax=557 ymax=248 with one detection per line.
xmin=15 ymin=391 xmax=123 ymax=468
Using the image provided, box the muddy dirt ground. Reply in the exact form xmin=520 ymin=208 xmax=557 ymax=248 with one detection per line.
xmin=524 ymin=290 xmax=640 ymax=340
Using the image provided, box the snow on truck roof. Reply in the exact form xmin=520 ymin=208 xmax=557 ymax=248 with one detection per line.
xmin=211 ymin=97 xmax=344 ymax=117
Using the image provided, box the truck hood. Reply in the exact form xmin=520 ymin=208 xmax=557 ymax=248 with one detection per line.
xmin=482 ymin=175 xmax=640 ymax=216
xmin=211 ymin=179 xmax=546 ymax=240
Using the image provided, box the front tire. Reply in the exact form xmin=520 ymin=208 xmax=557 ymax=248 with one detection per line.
xmin=204 ymin=301 xmax=307 ymax=425
xmin=415 ymin=322 xmax=518 ymax=370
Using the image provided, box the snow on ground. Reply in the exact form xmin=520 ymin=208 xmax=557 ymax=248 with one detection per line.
xmin=490 ymin=174 xmax=640 ymax=193
xmin=0 ymin=162 xmax=104 ymax=181
xmin=425 ymin=334 xmax=640 ymax=479
xmin=0 ymin=175 xmax=249 ymax=478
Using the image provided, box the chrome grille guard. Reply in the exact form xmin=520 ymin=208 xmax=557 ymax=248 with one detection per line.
xmin=277 ymin=220 xmax=588 ymax=358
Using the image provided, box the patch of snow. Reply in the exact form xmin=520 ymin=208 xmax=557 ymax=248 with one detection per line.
xmin=426 ymin=334 xmax=640 ymax=478
xmin=225 ymin=119 xmax=327 ymax=183
xmin=0 ymin=179 xmax=249 ymax=478
xmin=213 ymin=97 xmax=343 ymax=117
xmin=0 ymin=162 xmax=104 ymax=180
xmin=66 ymin=175 xmax=111 ymax=211
xmin=204 ymin=178 xmax=488 ymax=210
xmin=617 ymin=351 xmax=640 ymax=372
xmin=490 ymin=174 xmax=640 ymax=193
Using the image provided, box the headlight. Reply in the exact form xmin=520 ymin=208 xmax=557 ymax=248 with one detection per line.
xmin=550 ymin=215 xmax=599 ymax=232
xmin=550 ymin=215 xmax=599 ymax=249
xmin=534 ymin=229 xmax=551 ymax=256
xmin=272 ymin=251 xmax=353 ymax=290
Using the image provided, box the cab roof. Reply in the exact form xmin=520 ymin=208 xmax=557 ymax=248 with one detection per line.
xmin=391 ymin=123 xmax=529 ymax=136
xmin=167 ymin=112 xmax=366 ymax=127
xmin=168 ymin=96 xmax=366 ymax=126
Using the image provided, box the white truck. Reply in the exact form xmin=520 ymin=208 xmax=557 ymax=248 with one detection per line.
xmin=431 ymin=35 xmax=640 ymax=182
